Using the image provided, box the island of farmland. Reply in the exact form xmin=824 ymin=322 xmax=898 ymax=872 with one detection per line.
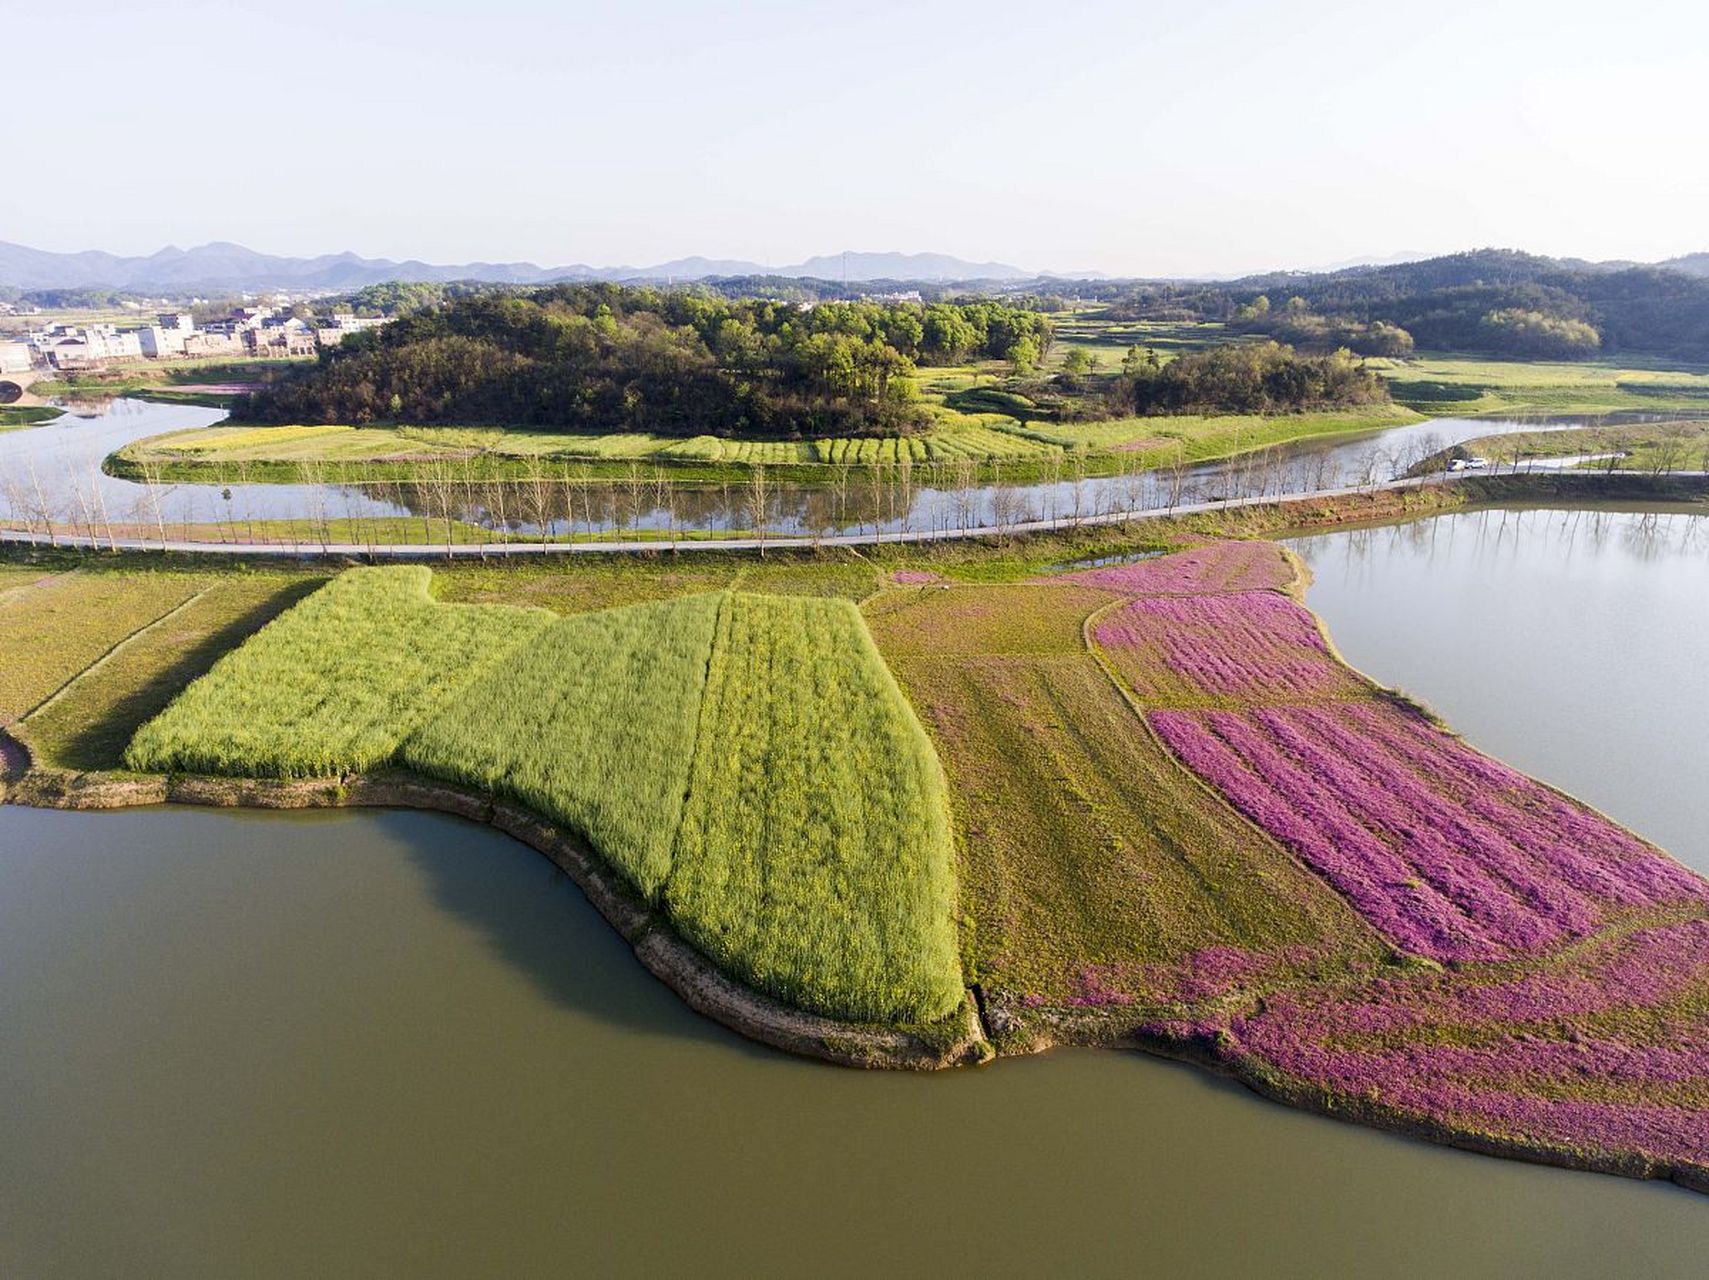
xmin=6 ymin=535 xmax=1709 ymax=1190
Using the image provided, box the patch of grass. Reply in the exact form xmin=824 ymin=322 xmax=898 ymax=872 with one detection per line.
xmin=16 ymin=573 xmax=322 ymax=770
xmin=0 ymin=406 xmax=61 ymax=429
xmin=124 ymin=567 xmax=552 ymax=776
xmin=402 ymin=593 xmax=722 ymax=898
xmin=1442 ymin=421 xmax=1709 ymax=474
xmin=669 ymin=593 xmax=963 ymax=1022
xmin=1012 ymin=405 xmax=1418 ymax=457
xmin=1379 ymin=353 xmax=1709 ymax=416
xmin=0 ymin=570 xmax=206 ymax=722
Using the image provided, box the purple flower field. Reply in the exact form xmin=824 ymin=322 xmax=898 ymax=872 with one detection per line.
xmin=1063 ymin=540 xmax=1296 ymax=596
xmin=1083 ymin=539 xmax=1709 ymax=1181
xmin=1148 ymin=703 xmax=1708 ymax=963
xmin=1096 ymin=591 xmax=1357 ymax=702
xmin=1220 ymin=920 xmax=1709 ymax=1167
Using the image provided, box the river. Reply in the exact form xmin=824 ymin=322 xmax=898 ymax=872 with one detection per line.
xmin=3 ymin=505 xmax=1709 ymax=1275
xmin=0 ymin=398 xmax=1689 ymax=539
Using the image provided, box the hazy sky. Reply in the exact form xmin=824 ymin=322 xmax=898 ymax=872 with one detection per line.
xmin=10 ymin=0 xmax=1705 ymax=275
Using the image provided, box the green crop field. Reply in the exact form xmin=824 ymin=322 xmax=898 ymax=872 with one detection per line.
xmin=403 ymin=593 xmax=722 ymax=897
xmin=126 ymin=567 xmax=553 ymax=776
xmin=669 ymin=594 xmax=963 ymax=1022
xmin=118 ymin=568 xmax=965 ymax=1024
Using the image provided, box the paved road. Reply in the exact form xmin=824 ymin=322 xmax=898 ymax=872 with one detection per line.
xmin=0 ymin=471 xmax=1700 ymax=558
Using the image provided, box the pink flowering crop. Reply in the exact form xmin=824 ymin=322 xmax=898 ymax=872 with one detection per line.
xmin=1150 ymin=701 xmax=1707 ymax=964
xmin=1055 ymin=538 xmax=1709 ymax=1175
xmin=889 ymin=569 xmax=943 ymax=585
xmin=1096 ymin=591 xmax=1356 ymax=701
xmin=1220 ymin=921 xmax=1709 ymax=1166
xmin=1063 ymin=540 xmax=1296 ymax=596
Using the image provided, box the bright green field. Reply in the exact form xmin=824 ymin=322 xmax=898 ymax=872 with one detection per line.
xmin=1376 ymin=353 xmax=1709 ymax=415
xmin=123 ymin=568 xmax=964 ymax=1024
xmin=125 ymin=567 xmax=553 ymax=776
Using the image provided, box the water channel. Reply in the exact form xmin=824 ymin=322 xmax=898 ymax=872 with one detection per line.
xmin=0 ymin=398 xmax=1692 ymax=540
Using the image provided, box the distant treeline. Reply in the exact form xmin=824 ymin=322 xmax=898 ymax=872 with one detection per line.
xmin=1086 ymin=250 xmax=1709 ymax=361
xmin=1120 ymin=342 xmax=1390 ymax=415
xmin=243 ymin=285 xmax=1053 ymax=437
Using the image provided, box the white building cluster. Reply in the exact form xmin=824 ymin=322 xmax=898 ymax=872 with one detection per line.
xmin=7 ymin=307 xmax=392 ymax=372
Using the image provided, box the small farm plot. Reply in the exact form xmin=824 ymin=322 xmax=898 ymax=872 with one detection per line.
xmin=126 ymin=567 xmax=552 ymax=777
xmin=668 ymin=593 xmax=964 ymax=1023
xmin=0 ymin=571 xmax=207 ymax=723
xmin=865 ymin=581 xmax=1378 ymax=1007
xmin=402 ymin=593 xmax=722 ymax=899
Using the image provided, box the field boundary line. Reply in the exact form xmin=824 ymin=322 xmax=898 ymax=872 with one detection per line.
xmin=17 ymin=587 xmax=211 ymax=726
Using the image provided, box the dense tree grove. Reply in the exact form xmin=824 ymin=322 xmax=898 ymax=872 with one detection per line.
xmin=1120 ymin=342 xmax=1390 ymax=415
xmin=244 ymin=285 xmax=1053 ymax=437
xmin=1230 ymin=296 xmax=1416 ymax=357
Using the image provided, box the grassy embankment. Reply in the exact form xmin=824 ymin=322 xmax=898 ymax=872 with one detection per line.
xmin=0 ymin=406 xmax=62 ymax=429
xmin=122 ymin=567 xmax=963 ymax=1025
xmin=1375 ymin=353 xmax=1709 ymax=416
xmin=1417 ymin=420 xmax=1709 ymax=474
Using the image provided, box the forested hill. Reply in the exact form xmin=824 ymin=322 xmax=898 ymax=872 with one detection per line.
xmin=241 ymin=286 xmax=1053 ymax=437
xmin=1090 ymin=250 xmax=1709 ymax=361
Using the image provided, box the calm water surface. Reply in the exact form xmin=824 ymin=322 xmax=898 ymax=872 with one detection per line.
xmin=1292 ymin=505 xmax=1709 ymax=869
xmin=0 ymin=397 xmax=1689 ymax=538
xmin=6 ymin=507 xmax=1709 ymax=1275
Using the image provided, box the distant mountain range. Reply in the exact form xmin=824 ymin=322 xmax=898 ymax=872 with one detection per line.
xmin=0 ymin=241 xmax=1040 ymax=293
xmin=5 ymin=238 xmax=1708 ymax=295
